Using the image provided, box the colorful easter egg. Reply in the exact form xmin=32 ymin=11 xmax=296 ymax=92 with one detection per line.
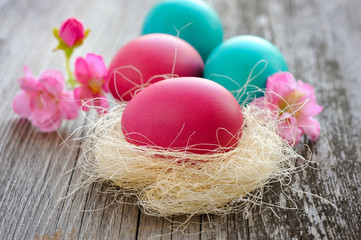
xmin=204 ymin=35 xmax=288 ymax=104
xmin=142 ymin=0 xmax=223 ymax=61
xmin=121 ymin=77 xmax=244 ymax=154
xmin=107 ymin=33 xmax=204 ymax=101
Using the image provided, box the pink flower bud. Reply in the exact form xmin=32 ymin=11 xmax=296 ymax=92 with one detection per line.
xmin=59 ymin=17 xmax=85 ymax=47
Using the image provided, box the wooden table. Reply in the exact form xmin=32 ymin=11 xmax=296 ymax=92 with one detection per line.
xmin=1 ymin=0 xmax=360 ymax=239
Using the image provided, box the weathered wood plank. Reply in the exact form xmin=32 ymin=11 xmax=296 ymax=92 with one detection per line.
xmin=0 ymin=0 xmax=154 ymax=239
xmin=0 ymin=0 xmax=360 ymax=239
xmin=137 ymin=215 xmax=170 ymax=240
xmin=247 ymin=0 xmax=361 ymax=239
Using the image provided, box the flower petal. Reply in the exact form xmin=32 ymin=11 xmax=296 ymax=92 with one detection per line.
xmin=38 ymin=118 xmax=62 ymax=132
xmin=299 ymin=97 xmax=324 ymax=117
xmin=296 ymin=80 xmax=317 ymax=101
xmin=93 ymin=94 xmax=109 ymax=114
xmin=59 ymin=17 xmax=85 ymax=47
xmin=12 ymin=91 xmax=33 ymax=118
xmin=38 ymin=70 xmax=65 ymax=97
xmin=59 ymin=91 xmax=79 ymax=119
xmin=86 ymin=53 xmax=107 ymax=81
xmin=267 ymin=72 xmax=297 ymax=98
xmin=278 ymin=113 xmax=303 ymax=146
xmin=298 ymin=117 xmax=321 ymax=141
xmin=250 ymin=96 xmax=279 ymax=112
xmin=102 ymin=82 xmax=109 ymax=93
xmin=74 ymin=57 xmax=91 ymax=84
xmin=31 ymin=108 xmax=62 ymax=132
xmin=18 ymin=66 xmax=40 ymax=92
xmin=249 ymin=96 xmax=267 ymax=108
xmin=36 ymin=93 xmax=58 ymax=119
xmin=74 ymin=86 xmax=94 ymax=111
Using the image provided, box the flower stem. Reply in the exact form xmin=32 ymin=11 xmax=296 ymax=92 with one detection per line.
xmin=64 ymin=48 xmax=76 ymax=88
xmin=66 ymin=56 xmax=76 ymax=87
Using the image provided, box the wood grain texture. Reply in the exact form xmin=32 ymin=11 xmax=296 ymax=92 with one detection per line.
xmin=0 ymin=0 xmax=360 ymax=239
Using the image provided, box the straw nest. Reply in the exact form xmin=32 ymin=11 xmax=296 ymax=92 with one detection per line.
xmin=80 ymin=103 xmax=300 ymax=217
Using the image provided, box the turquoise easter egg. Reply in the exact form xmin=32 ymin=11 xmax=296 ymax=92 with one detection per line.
xmin=142 ymin=0 xmax=223 ymax=61
xmin=203 ymin=35 xmax=289 ymax=104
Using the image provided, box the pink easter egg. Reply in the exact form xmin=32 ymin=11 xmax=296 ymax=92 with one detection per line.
xmin=121 ymin=77 xmax=244 ymax=154
xmin=107 ymin=33 xmax=204 ymax=101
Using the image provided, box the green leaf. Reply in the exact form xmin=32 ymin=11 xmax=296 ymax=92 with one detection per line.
xmin=52 ymin=28 xmax=61 ymax=40
xmin=53 ymin=41 xmax=68 ymax=52
xmin=73 ymin=29 xmax=91 ymax=48
xmin=84 ymin=29 xmax=90 ymax=38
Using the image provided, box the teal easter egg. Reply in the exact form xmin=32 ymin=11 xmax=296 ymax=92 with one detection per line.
xmin=142 ymin=0 xmax=223 ymax=61
xmin=203 ymin=35 xmax=289 ymax=104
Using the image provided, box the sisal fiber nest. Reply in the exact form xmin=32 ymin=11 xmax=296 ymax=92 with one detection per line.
xmin=80 ymin=103 xmax=301 ymax=217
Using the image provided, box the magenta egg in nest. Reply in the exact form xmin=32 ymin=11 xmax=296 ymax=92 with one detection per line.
xmin=121 ymin=77 xmax=244 ymax=154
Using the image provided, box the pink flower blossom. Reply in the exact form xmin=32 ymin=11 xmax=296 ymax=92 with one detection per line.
xmin=12 ymin=66 xmax=79 ymax=132
xmin=251 ymin=72 xmax=323 ymax=145
xmin=59 ymin=17 xmax=85 ymax=47
xmin=74 ymin=53 xmax=108 ymax=112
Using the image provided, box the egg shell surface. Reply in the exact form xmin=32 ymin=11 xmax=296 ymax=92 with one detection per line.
xmin=107 ymin=33 xmax=204 ymax=101
xmin=121 ymin=77 xmax=244 ymax=154
xmin=204 ymin=35 xmax=288 ymax=104
xmin=142 ymin=0 xmax=223 ymax=61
